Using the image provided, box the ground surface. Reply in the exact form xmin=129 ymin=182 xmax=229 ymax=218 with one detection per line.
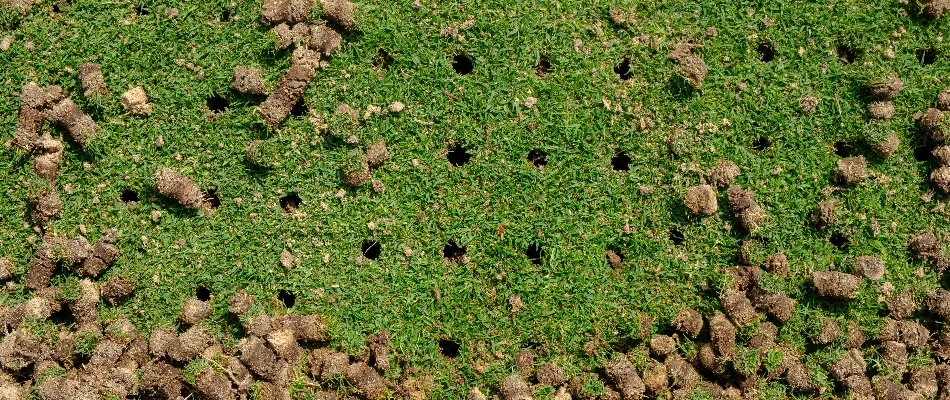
xmin=2 ymin=0 xmax=950 ymax=398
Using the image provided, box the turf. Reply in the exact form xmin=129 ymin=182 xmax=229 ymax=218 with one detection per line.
xmin=1 ymin=0 xmax=949 ymax=397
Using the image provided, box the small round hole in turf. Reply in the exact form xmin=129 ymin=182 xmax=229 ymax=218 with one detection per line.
xmin=196 ymin=286 xmax=211 ymax=301
xmin=611 ymin=152 xmax=631 ymax=171
xmin=525 ymin=243 xmax=543 ymax=265
xmin=280 ymin=192 xmax=301 ymax=212
xmin=120 ymin=189 xmax=139 ymax=203
xmin=452 ymin=54 xmax=473 ymax=75
xmin=447 ymin=143 xmax=471 ymax=167
xmin=829 ymin=232 xmax=849 ymax=249
xmin=536 ymin=57 xmax=552 ymax=77
xmin=277 ymin=289 xmax=295 ymax=308
xmin=614 ymin=57 xmax=633 ymax=80
xmin=362 ymin=240 xmax=381 ymax=260
xmin=833 ymin=141 xmax=853 ymax=158
xmin=443 ymin=241 xmax=466 ymax=262
xmin=757 ymin=43 xmax=775 ymax=62
xmin=527 ymin=148 xmax=548 ymax=168
xmin=439 ymin=339 xmax=460 ymax=358
xmin=206 ymin=93 xmax=228 ymax=113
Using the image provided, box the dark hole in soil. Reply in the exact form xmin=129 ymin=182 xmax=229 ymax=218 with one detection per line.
xmin=752 ymin=136 xmax=772 ymax=151
xmin=443 ymin=241 xmax=466 ymax=261
xmin=195 ymin=286 xmax=211 ymax=301
xmin=290 ymin=98 xmax=308 ymax=117
xmin=669 ymin=227 xmax=685 ymax=246
xmin=917 ymin=47 xmax=937 ymax=65
xmin=614 ymin=57 xmax=633 ymax=80
xmin=829 ymin=232 xmax=849 ymax=249
xmin=120 ymin=189 xmax=139 ymax=203
xmin=362 ymin=240 xmax=381 ymax=260
xmin=438 ymin=339 xmax=460 ymax=358
xmin=280 ymin=192 xmax=301 ymax=212
xmin=606 ymin=246 xmax=625 ymax=264
xmin=447 ymin=143 xmax=471 ymax=167
xmin=204 ymin=190 xmax=221 ymax=209
xmin=277 ymin=289 xmax=296 ymax=308
xmin=525 ymin=243 xmax=543 ymax=265
xmin=48 ymin=306 xmax=75 ymax=326
xmin=914 ymin=145 xmax=935 ymax=162
xmin=452 ymin=54 xmax=473 ymax=75
xmin=219 ymin=9 xmax=231 ymax=22
xmin=52 ymin=4 xmax=61 ymax=12
xmin=757 ymin=43 xmax=776 ymax=62
xmin=373 ymin=49 xmax=394 ymax=70
xmin=527 ymin=148 xmax=548 ymax=168
xmin=834 ymin=141 xmax=853 ymax=157
xmin=536 ymin=57 xmax=552 ymax=77
xmin=836 ymin=44 xmax=858 ymax=64
xmin=135 ymin=5 xmax=149 ymax=15
xmin=611 ymin=152 xmax=631 ymax=171
xmin=206 ymin=93 xmax=228 ymax=113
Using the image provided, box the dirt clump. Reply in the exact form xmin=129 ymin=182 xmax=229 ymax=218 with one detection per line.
xmin=257 ymin=53 xmax=319 ymax=128
xmin=168 ymin=326 xmax=214 ymax=362
xmin=909 ymin=230 xmax=948 ymax=269
xmin=812 ymin=271 xmax=861 ymax=300
xmin=881 ymin=341 xmax=908 ymax=374
xmin=309 ymin=348 xmax=349 ymax=381
xmin=180 ymin=297 xmax=211 ymax=325
xmin=240 ymin=337 xmax=283 ymax=381
xmin=669 ymin=41 xmax=708 ymax=88
xmin=148 ymin=327 xmax=177 ymax=358
xmin=195 ymin=368 xmax=235 ymax=400
xmin=261 ymin=0 xmax=313 ymax=25
xmin=29 ymin=187 xmax=61 ymax=224
xmin=868 ymin=77 xmax=904 ymax=100
xmin=44 ymin=97 xmax=99 ymax=149
xmin=870 ymin=133 xmax=900 ymax=158
xmin=346 ymin=362 xmax=388 ymax=399
xmin=14 ymin=83 xmax=65 ymax=150
xmin=800 ymin=96 xmax=818 ymax=114
xmin=649 ymin=335 xmax=677 ymax=357
xmin=886 ymin=291 xmax=917 ymax=320
xmin=811 ymin=200 xmax=835 ymax=229
xmin=32 ymin=135 xmax=64 ymax=182
xmin=77 ymin=229 xmax=119 ymax=277
xmin=320 ymin=0 xmax=357 ymax=30
xmin=342 ymin=148 xmax=371 ymax=186
xmin=709 ymin=312 xmax=736 ymax=359
xmin=604 ymin=354 xmax=645 ymax=399
xmin=366 ymin=329 xmax=391 ymax=372
xmin=721 ymin=290 xmax=757 ymax=326
xmin=228 ymin=290 xmax=254 ymax=315
xmin=920 ymin=108 xmax=947 ymax=142
xmin=783 ymin=355 xmax=815 ymax=392
xmin=868 ymin=101 xmax=895 ymax=120
xmin=899 ymin=320 xmax=929 ymax=349
xmin=932 ymin=166 xmax=950 ymax=193
xmin=853 ymin=255 xmax=885 ymax=280
xmin=921 ymin=0 xmax=950 ymax=19
xmin=155 ymin=167 xmax=204 ymax=209
xmin=726 ymin=185 xmax=766 ymax=231
xmin=748 ymin=287 xmax=796 ymax=323
xmin=0 ymin=258 xmax=13 ymax=282
xmin=120 ymin=86 xmax=153 ymax=116
xmin=829 ymin=349 xmax=871 ymax=396
xmin=231 ymin=66 xmax=266 ymax=95
xmin=933 ymin=145 xmax=950 ymax=165
xmin=706 ymin=160 xmax=739 ymax=188
xmin=684 ymin=184 xmax=717 ymax=216
xmin=642 ymin=362 xmax=669 ymax=396
xmin=760 ymin=253 xmax=788 ymax=276
xmin=665 ymin=354 xmax=699 ymax=391
xmin=910 ymin=366 xmax=938 ymax=398
xmin=78 ymin=63 xmax=110 ymax=100
xmin=673 ymin=307 xmax=703 ymax=338
xmin=606 ymin=249 xmax=623 ymax=269
xmin=309 ymin=23 xmax=342 ymax=55
xmin=366 ymin=139 xmax=389 ymax=170
xmin=101 ymin=276 xmax=135 ymax=304
xmin=835 ymin=156 xmax=867 ymax=185
xmin=937 ymin=89 xmax=950 ymax=111
xmin=812 ymin=318 xmax=839 ymax=345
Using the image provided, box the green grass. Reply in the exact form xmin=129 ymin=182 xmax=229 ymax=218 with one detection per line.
xmin=1 ymin=0 xmax=949 ymax=397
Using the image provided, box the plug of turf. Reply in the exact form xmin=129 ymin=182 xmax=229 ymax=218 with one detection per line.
xmin=937 ymin=89 xmax=950 ymax=111
xmin=245 ymin=139 xmax=282 ymax=169
xmin=919 ymin=108 xmax=948 ymax=143
xmin=835 ymin=156 xmax=867 ymax=185
xmin=43 ymin=96 xmax=99 ymax=151
xmin=669 ymin=40 xmax=708 ymax=88
xmin=320 ymin=0 xmax=357 ymax=30
xmin=920 ymin=0 xmax=950 ymax=19
xmin=120 ymin=87 xmax=153 ymax=116
xmin=726 ymin=185 xmax=766 ymax=232
xmin=365 ymin=139 xmax=389 ymax=170
xmin=862 ymin=121 xmax=899 ymax=158
xmin=341 ymin=148 xmax=370 ymax=187
xmin=28 ymin=185 xmax=61 ymax=225
xmin=32 ymin=134 xmax=64 ymax=182
xmin=155 ymin=167 xmax=204 ymax=210
xmin=684 ymin=184 xmax=717 ymax=217
xmin=257 ymin=50 xmax=320 ymax=129
xmin=78 ymin=63 xmax=110 ymax=103
xmin=231 ymin=66 xmax=267 ymax=95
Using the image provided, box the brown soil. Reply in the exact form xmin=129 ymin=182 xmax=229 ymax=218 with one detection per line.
xmin=120 ymin=87 xmax=153 ymax=116
xmin=267 ymin=327 xmax=302 ymax=362
xmin=724 ymin=266 xmax=762 ymax=291
xmin=498 ymin=374 xmax=531 ymax=400
xmin=155 ymin=167 xmax=204 ymax=209
xmin=261 ymin=0 xmax=290 ymax=24
xmin=835 ymin=156 xmax=867 ymax=185
xmin=853 ymin=255 xmax=885 ymax=280
xmin=783 ymin=355 xmax=814 ymax=392
xmin=707 ymin=160 xmax=740 ymax=188
xmin=886 ymin=291 xmax=917 ymax=320
xmin=922 ymin=0 xmax=950 ymax=19
xmin=932 ymin=166 xmax=950 ymax=193
xmin=665 ymin=354 xmax=699 ymax=391
xmin=762 ymin=252 xmax=788 ymax=276
xmin=726 ymin=185 xmax=765 ymax=231
xmin=882 ymin=340 xmax=908 ymax=374
xmin=231 ymin=66 xmax=267 ymax=95
xmin=871 ymin=133 xmax=900 ymax=158
xmin=29 ymin=187 xmax=61 ymax=224
xmin=812 ymin=271 xmax=861 ymax=300
xmin=32 ymin=135 xmax=64 ymax=182
xmin=669 ymin=41 xmax=707 ymax=88
xmin=167 ymin=326 xmax=213 ymax=362
xmin=673 ymin=307 xmax=703 ymax=338
xmin=343 ymin=160 xmax=371 ymax=187
xmin=844 ymin=323 xmax=866 ymax=349
xmin=910 ymin=366 xmax=938 ymax=398
xmin=366 ymin=139 xmax=389 ymax=170
xmin=812 ymin=318 xmax=839 ymax=345
xmin=868 ymin=101 xmax=895 ymax=119
xmin=642 ymin=362 xmax=668 ymax=396
xmin=867 ymin=77 xmax=903 ymax=101
xmin=933 ymin=146 xmax=950 ymax=166
xmin=606 ymin=250 xmax=623 ymax=269
xmin=13 ymin=91 xmax=46 ymax=151
xmin=278 ymin=314 xmax=328 ymax=342
xmin=321 ymin=0 xmax=357 ymax=30
xmin=25 ymin=243 xmax=57 ymax=290
xmin=919 ymin=108 xmax=946 ymax=142
xmin=366 ymin=330 xmax=391 ymax=372
xmin=811 ymin=199 xmax=835 ymax=229
xmin=512 ymin=348 xmax=533 ymax=378
xmin=909 ymin=230 xmax=948 ymax=269
xmin=721 ymin=290 xmax=757 ymax=326
xmin=180 ymin=297 xmax=211 ymax=325
xmin=649 ymin=335 xmax=676 ymax=358
xmin=899 ymin=320 xmax=929 ymax=350
xmin=748 ymin=287 xmax=795 ymax=323
xmin=467 ymin=387 xmax=487 ymax=400
xmin=272 ymin=23 xmax=295 ymax=49
xmin=830 ymin=349 xmax=869 ymax=390
xmin=938 ymin=89 xmax=950 ymax=111
xmin=228 ymin=290 xmax=254 ymax=315
xmin=709 ymin=312 xmax=736 ymax=359
xmin=604 ymin=354 xmax=645 ymax=400
xmin=240 ymin=336 xmax=282 ymax=381
xmin=346 ymin=362 xmax=388 ymax=400
xmin=309 ymin=348 xmax=349 ymax=381
xmin=684 ymin=184 xmax=718 ymax=216
xmin=78 ymin=232 xmax=119 ymax=277
xmin=195 ymin=368 xmax=236 ymax=400
xmin=309 ymin=23 xmax=342 ymax=55
xmin=78 ymin=63 xmax=110 ymax=100
xmin=536 ymin=361 xmax=566 ymax=387
xmin=101 ymin=276 xmax=135 ymax=304
xmin=258 ymin=55 xmax=319 ymax=128
xmin=800 ymin=96 xmax=818 ymax=114
xmin=0 ymin=258 xmax=12 ymax=282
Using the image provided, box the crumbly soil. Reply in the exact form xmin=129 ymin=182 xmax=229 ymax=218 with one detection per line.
xmin=29 ymin=187 xmax=61 ymax=224
xmin=867 ymin=77 xmax=903 ymax=100
xmin=868 ymin=100 xmax=895 ymax=119
xmin=932 ymin=166 xmax=950 ymax=193
xmin=909 ymin=230 xmax=948 ymax=269
xmin=179 ymin=297 xmax=211 ymax=325
xmin=919 ymin=108 xmax=946 ymax=142
xmin=604 ymin=354 xmax=645 ymax=400
xmin=708 ymin=312 xmax=736 ymax=359
xmin=78 ymin=63 xmax=110 ymax=100
xmin=229 ymin=290 xmax=255 ymax=315
xmin=669 ymin=41 xmax=707 ymax=88
xmin=812 ymin=318 xmax=839 ymax=345
xmin=871 ymin=133 xmax=900 ymax=158
xmin=835 ymin=156 xmax=867 ymax=185
xmin=321 ymin=0 xmax=357 ymax=30
xmin=649 ymin=335 xmax=676 ymax=358
xmin=721 ymin=290 xmax=756 ymax=326
xmin=365 ymin=139 xmax=389 ymax=170
xmin=763 ymin=252 xmax=788 ymax=276
xmin=44 ymin=97 xmax=99 ymax=149
xmin=812 ymin=271 xmax=861 ymax=299
xmin=853 ymin=255 xmax=885 ymax=280
xmin=684 ymin=184 xmax=717 ymax=216
xmin=605 ymin=249 xmax=623 ymax=269
xmin=120 ymin=87 xmax=153 ymax=116
xmin=101 ymin=276 xmax=135 ymax=304
xmin=938 ymin=89 xmax=950 ymax=111
xmin=155 ymin=167 xmax=204 ymax=209
xmin=726 ymin=185 xmax=765 ymax=231
xmin=231 ymin=66 xmax=267 ymax=95
xmin=258 ymin=55 xmax=319 ymax=128
xmin=706 ymin=160 xmax=739 ymax=188
xmin=811 ymin=199 xmax=835 ymax=229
